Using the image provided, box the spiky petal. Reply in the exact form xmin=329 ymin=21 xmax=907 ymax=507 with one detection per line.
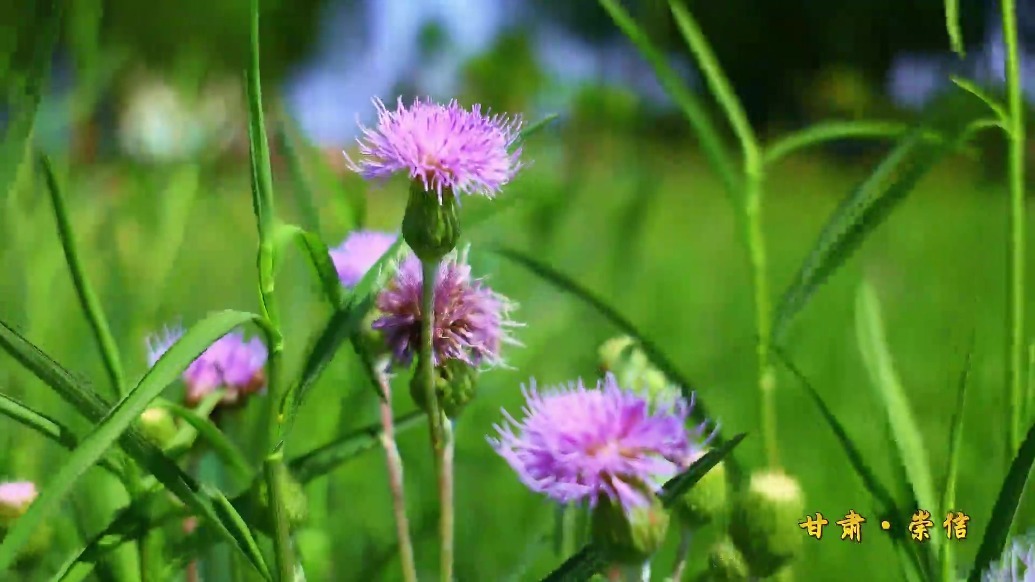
xmin=344 ymin=97 xmax=523 ymax=201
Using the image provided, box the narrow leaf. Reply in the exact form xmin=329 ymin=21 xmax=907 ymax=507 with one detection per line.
xmin=539 ymin=545 xmax=608 ymax=582
xmin=764 ymin=121 xmax=912 ymax=166
xmin=41 ymin=155 xmax=126 ymax=396
xmin=276 ymin=118 xmax=323 ymax=235
xmin=156 ymin=399 xmax=254 ymax=481
xmin=940 ymin=340 xmax=973 ymax=581
xmin=950 ymin=77 xmax=1007 ymax=126
xmin=289 ymin=411 xmax=424 ymax=484
xmin=966 ymin=420 xmax=1035 ymax=580
xmin=771 ymin=90 xmax=990 ymax=341
xmin=0 ymin=390 xmax=123 ymax=479
xmin=274 ymin=222 xmax=344 ymax=307
xmin=658 ymin=433 xmax=747 ymax=505
xmin=0 ymin=310 xmax=270 ymax=575
xmin=516 ymin=114 xmax=559 ymax=148
xmin=0 ymin=320 xmax=271 ymax=578
xmin=596 ymin=0 xmax=739 ymax=199
xmin=945 ymin=0 xmax=965 ymax=57
xmin=855 ymin=282 xmax=940 ymax=554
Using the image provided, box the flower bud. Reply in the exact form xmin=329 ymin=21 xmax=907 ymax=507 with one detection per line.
xmin=696 ymin=537 xmax=750 ymax=582
xmin=673 ymin=450 xmax=728 ymax=528
xmin=728 ymin=471 xmax=805 ymax=578
xmin=355 ymin=308 xmax=390 ymax=361
xmin=402 ymin=181 xmax=460 ymax=262
xmin=590 ymin=493 xmax=670 ymax=566
xmin=138 ymin=407 xmax=178 ymax=449
xmin=0 ymin=482 xmax=37 ymax=523
xmin=597 ymin=336 xmax=675 ymax=406
xmin=242 ymin=464 xmax=308 ymax=535
xmin=409 ymin=359 xmax=479 ymax=419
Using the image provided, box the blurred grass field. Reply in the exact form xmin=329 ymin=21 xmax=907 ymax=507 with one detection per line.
xmin=1 ymin=122 xmax=1033 ymax=580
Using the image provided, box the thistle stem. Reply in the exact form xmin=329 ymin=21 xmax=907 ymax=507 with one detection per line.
xmin=1002 ymin=0 xmax=1027 ymax=458
xmin=745 ymin=172 xmax=779 ymax=468
xmin=376 ymin=368 xmax=419 ymax=582
xmin=670 ymin=528 xmax=692 ymax=582
xmin=441 ymin=419 xmax=456 ymax=582
xmin=418 ymin=258 xmax=451 ymax=580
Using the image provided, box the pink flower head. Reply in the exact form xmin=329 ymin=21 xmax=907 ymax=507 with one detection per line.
xmin=344 ymin=97 xmax=524 ymax=201
xmin=0 ymin=481 xmax=37 ymax=517
xmin=372 ymin=251 xmax=518 ymax=368
xmin=329 ymin=230 xmax=399 ymax=288
xmin=146 ymin=325 xmax=268 ymax=408
xmin=488 ymin=374 xmax=713 ymax=513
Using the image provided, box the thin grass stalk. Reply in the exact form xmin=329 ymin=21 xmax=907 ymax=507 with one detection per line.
xmin=1001 ymin=0 xmax=1027 ymax=458
xmin=418 ymin=258 xmax=450 ymax=580
xmin=375 ymin=367 xmax=418 ymax=582
xmin=670 ymin=529 xmax=691 ymax=582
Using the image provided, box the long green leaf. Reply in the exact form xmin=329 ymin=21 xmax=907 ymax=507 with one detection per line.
xmin=273 ymin=222 xmax=344 ymax=307
xmin=966 ymin=420 xmax=1035 ymax=580
xmin=940 ymin=341 xmax=973 ymax=582
xmin=944 ymin=0 xmax=965 ymax=57
xmin=596 ymin=0 xmax=739 ymax=199
xmin=771 ymin=91 xmax=991 ymax=342
xmin=774 ymin=347 xmax=927 ymax=580
xmin=855 ymin=282 xmax=940 ymax=554
xmin=41 ymin=155 xmax=126 ymax=397
xmin=280 ymin=237 xmax=408 ymax=438
xmin=539 ymin=545 xmax=608 ymax=582
xmin=276 ymin=117 xmax=324 ymax=235
xmin=0 ymin=0 xmax=63 ymax=202
xmin=0 ymin=312 xmax=272 ymax=579
xmin=492 ymin=248 xmax=730 ymax=450
xmin=156 ymin=399 xmax=254 ymax=482
xmin=289 ymin=411 xmax=424 ymax=484
xmin=515 ymin=114 xmax=559 ymax=148
xmin=763 ymin=121 xmax=912 ymax=166
xmin=0 ymin=390 xmax=124 ymax=479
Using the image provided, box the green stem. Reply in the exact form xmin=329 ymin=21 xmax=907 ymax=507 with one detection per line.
xmin=441 ymin=419 xmax=455 ymax=582
xmin=264 ymin=452 xmax=294 ymax=582
xmin=1002 ymin=0 xmax=1027 ymax=457
xmin=670 ymin=528 xmax=692 ymax=582
xmin=418 ymin=258 xmax=450 ymax=580
xmin=745 ymin=171 xmax=778 ymax=468
xmin=375 ymin=368 xmax=418 ymax=582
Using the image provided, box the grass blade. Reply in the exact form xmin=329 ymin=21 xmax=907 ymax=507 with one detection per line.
xmin=0 ymin=319 xmax=271 ymax=578
xmin=41 ymin=155 xmax=126 ymax=397
xmin=492 ymin=248 xmax=728 ymax=447
xmin=0 ymin=310 xmax=270 ymax=575
xmin=966 ymin=419 xmax=1035 ymax=580
xmin=771 ymin=90 xmax=991 ymax=342
xmin=0 ymin=0 xmax=63 ymax=202
xmin=274 ymin=222 xmax=344 ymax=307
xmin=939 ymin=340 xmax=973 ymax=581
xmin=763 ymin=121 xmax=912 ymax=166
xmin=539 ymin=545 xmax=608 ymax=582
xmin=855 ymin=282 xmax=939 ymax=552
xmin=774 ymin=347 xmax=928 ymax=580
xmin=945 ymin=0 xmax=965 ymax=57
xmin=0 ymin=389 xmax=124 ymax=479
xmin=280 ymin=237 xmax=409 ymax=438
xmin=289 ymin=411 xmax=424 ymax=484
xmin=155 ymin=399 xmax=254 ymax=482
xmin=950 ymin=77 xmax=1008 ymax=126
xmin=658 ymin=432 xmax=747 ymax=504
xmin=516 ymin=114 xmax=559 ymax=148
xmin=276 ymin=117 xmax=324 ymax=235
xmin=596 ymin=0 xmax=739 ymax=199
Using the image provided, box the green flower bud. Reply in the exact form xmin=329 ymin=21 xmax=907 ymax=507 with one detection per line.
xmin=728 ymin=471 xmax=805 ymax=578
xmin=402 ymin=181 xmax=460 ymax=262
xmin=138 ymin=407 xmax=178 ymax=449
xmin=673 ymin=450 xmax=728 ymax=528
xmin=242 ymin=464 xmax=308 ymax=535
xmin=590 ymin=494 xmax=670 ymax=566
xmin=695 ymin=537 xmax=750 ymax=582
xmin=596 ymin=336 xmax=676 ymax=407
xmin=355 ymin=308 xmax=390 ymax=361
xmin=409 ymin=358 xmax=479 ymax=419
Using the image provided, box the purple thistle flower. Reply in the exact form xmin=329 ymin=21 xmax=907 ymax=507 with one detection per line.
xmin=344 ymin=97 xmax=524 ymax=201
xmin=145 ymin=324 xmax=268 ymax=407
xmin=488 ymin=373 xmax=713 ymax=514
xmin=372 ymin=251 xmax=518 ymax=368
xmin=329 ymin=230 xmax=399 ymax=288
xmin=0 ymin=481 xmax=37 ymax=514
xmin=983 ymin=530 xmax=1035 ymax=582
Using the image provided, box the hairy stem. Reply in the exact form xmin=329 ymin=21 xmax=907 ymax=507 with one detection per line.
xmin=745 ymin=172 xmax=779 ymax=468
xmin=376 ymin=368 xmax=418 ymax=582
xmin=418 ymin=258 xmax=450 ymax=580
xmin=1002 ymin=0 xmax=1027 ymax=458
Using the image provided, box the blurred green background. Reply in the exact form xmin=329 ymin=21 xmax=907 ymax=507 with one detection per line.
xmin=2 ymin=0 xmax=1035 ymax=580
